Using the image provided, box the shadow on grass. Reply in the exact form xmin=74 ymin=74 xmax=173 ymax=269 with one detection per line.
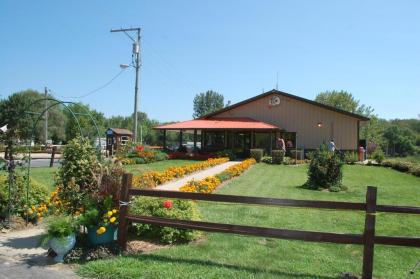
xmin=126 ymin=253 xmax=337 ymax=279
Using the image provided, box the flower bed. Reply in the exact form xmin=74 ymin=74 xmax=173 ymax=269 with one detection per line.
xmin=179 ymin=158 xmax=256 ymax=193
xmin=116 ymin=145 xmax=169 ymax=165
xmin=132 ymin=157 xmax=229 ymax=188
xmin=167 ymin=152 xmax=218 ymax=160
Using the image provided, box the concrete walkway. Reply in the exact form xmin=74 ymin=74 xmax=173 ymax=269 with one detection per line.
xmin=157 ymin=161 xmax=241 ymax=191
xmin=0 ymin=227 xmax=78 ymax=279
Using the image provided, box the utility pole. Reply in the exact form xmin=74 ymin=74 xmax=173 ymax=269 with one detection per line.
xmin=111 ymin=27 xmax=141 ymax=143
xmin=44 ymin=86 xmax=48 ymax=147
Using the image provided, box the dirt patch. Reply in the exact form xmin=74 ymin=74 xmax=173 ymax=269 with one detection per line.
xmin=125 ymin=240 xmax=170 ymax=254
xmin=0 ymin=216 xmax=37 ymax=233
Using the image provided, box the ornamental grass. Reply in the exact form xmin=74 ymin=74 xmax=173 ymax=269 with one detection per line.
xmin=132 ymin=157 xmax=229 ymax=188
xmin=180 ymin=158 xmax=256 ymax=193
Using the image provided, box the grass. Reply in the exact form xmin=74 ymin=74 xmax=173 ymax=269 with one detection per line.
xmin=78 ymin=164 xmax=420 ymax=279
xmin=123 ymin=159 xmax=195 ymax=175
xmin=1 ymin=159 xmax=196 ymax=192
xmin=29 ymin=167 xmax=58 ymax=191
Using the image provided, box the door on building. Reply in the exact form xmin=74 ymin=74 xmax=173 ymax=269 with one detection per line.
xmin=233 ymin=131 xmax=251 ymax=158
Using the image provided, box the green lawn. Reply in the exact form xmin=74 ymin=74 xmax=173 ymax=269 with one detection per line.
xmin=78 ymin=164 xmax=420 ymax=279
xmin=30 ymin=167 xmax=58 ymax=191
xmin=3 ymin=159 xmax=196 ymax=192
xmin=123 ymin=159 xmax=195 ymax=175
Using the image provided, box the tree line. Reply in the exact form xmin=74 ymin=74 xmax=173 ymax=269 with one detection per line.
xmin=1 ymin=89 xmax=418 ymax=156
xmin=0 ymin=90 xmax=164 ymax=145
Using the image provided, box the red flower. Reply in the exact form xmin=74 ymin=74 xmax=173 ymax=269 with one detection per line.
xmin=136 ymin=145 xmax=145 ymax=152
xmin=162 ymin=200 xmax=173 ymax=209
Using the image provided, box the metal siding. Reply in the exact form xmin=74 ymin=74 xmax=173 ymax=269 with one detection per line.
xmin=213 ymin=94 xmax=358 ymax=150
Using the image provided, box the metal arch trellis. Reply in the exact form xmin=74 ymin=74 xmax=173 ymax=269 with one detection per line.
xmin=18 ymin=97 xmax=103 ymax=225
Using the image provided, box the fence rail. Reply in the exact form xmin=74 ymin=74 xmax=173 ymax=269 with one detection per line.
xmin=118 ymin=173 xmax=420 ymax=279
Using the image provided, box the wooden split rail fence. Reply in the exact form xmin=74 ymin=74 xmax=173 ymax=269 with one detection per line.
xmin=118 ymin=173 xmax=420 ymax=279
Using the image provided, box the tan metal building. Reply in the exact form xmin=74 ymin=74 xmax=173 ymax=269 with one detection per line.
xmin=156 ymin=90 xmax=369 ymax=156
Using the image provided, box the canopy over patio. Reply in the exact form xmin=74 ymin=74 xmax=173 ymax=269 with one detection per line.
xmin=155 ymin=117 xmax=279 ymax=130
xmin=155 ymin=117 xmax=282 ymax=157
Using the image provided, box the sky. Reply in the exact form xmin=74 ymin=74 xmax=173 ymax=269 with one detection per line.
xmin=1 ymin=0 xmax=419 ymax=122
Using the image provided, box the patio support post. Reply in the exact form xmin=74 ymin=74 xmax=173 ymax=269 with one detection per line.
xmin=224 ymin=131 xmax=228 ymax=148
xmin=250 ymin=131 xmax=254 ymax=149
xmin=179 ymin=130 xmax=183 ymax=149
xmin=193 ymin=129 xmax=197 ymax=151
xmin=201 ymin=131 xmax=205 ymax=152
xmin=162 ymin=130 xmax=166 ymax=150
xmin=269 ymin=131 xmax=273 ymax=154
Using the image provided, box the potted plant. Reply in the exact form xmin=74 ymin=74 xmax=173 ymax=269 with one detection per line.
xmin=79 ymin=195 xmax=119 ymax=245
xmin=40 ymin=215 xmax=77 ymax=262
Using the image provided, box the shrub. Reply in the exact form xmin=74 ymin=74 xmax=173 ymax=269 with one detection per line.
xmin=154 ymin=150 xmax=169 ymax=161
xmin=271 ymin=150 xmax=285 ymax=164
xmin=261 ymin=156 xmax=273 ymax=164
xmin=283 ymin=156 xmax=292 ymax=165
xmin=250 ymin=149 xmax=263 ymax=163
xmin=303 ymin=148 xmax=345 ymax=191
xmin=372 ymin=149 xmax=385 ymax=163
xmin=0 ymin=173 xmax=49 ymax=220
xmin=216 ymin=149 xmax=236 ymax=160
xmin=40 ymin=215 xmax=77 ymax=247
xmin=343 ymin=152 xmax=358 ymax=165
xmin=130 ymin=197 xmax=201 ymax=244
xmin=381 ymin=159 xmax=420 ymax=177
xmin=56 ymin=136 xmax=101 ymax=214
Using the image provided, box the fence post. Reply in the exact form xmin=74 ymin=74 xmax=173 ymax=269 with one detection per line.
xmin=118 ymin=173 xmax=132 ymax=251
xmin=362 ymin=186 xmax=377 ymax=279
xmin=49 ymin=146 xmax=56 ymax=167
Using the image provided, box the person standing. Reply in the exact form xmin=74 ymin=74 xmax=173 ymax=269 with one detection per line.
xmin=328 ymin=139 xmax=336 ymax=152
xmin=277 ymin=137 xmax=286 ymax=152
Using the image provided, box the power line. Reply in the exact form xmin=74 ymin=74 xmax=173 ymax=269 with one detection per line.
xmin=52 ymin=68 xmax=128 ymax=99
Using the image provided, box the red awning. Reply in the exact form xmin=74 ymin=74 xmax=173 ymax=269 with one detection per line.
xmin=155 ymin=117 xmax=279 ymax=130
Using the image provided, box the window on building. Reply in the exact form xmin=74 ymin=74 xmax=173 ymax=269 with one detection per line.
xmin=253 ymin=132 xmax=272 ymax=154
xmin=121 ymin=136 xmax=130 ymax=145
xmin=204 ymin=131 xmax=225 ymax=151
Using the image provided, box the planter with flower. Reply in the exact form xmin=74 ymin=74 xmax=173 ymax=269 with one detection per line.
xmin=40 ymin=215 xmax=77 ymax=263
xmin=79 ymin=195 xmax=119 ymax=245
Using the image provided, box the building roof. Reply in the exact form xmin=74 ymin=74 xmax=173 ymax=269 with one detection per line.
xmin=154 ymin=117 xmax=279 ymax=130
xmin=107 ymin=128 xmax=133 ymax=135
xmin=201 ymin=89 xmax=370 ymax=121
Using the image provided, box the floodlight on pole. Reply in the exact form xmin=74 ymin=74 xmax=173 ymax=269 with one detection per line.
xmin=120 ymin=64 xmax=130 ymax=69
xmin=111 ymin=27 xmax=142 ymax=143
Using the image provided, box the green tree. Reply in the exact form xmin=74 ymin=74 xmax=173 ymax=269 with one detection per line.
xmin=382 ymin=125 xmax=416 ymax=156
xmin=192 ymin=90 xmax=224 ymax=118
xmin=0 ymin=90 xmax=47 ymax=142
xmin=64 ymin=103 xmax=106 ymax=141
xmin=315 ymin=90 xmax=374 ymax=116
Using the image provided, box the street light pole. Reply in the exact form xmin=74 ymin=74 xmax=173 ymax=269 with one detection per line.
xmin=111 ymin=27 xmax=141 ymax=143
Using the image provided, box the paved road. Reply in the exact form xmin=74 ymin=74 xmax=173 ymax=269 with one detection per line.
xmin=0 ymin=227 xmax=78 ymax=279
xmin=28 ymin=159 xmax=61 ymax=168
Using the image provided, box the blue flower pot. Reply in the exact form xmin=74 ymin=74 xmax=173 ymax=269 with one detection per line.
xmin=87 ymin=225 xmax=118 ymax=245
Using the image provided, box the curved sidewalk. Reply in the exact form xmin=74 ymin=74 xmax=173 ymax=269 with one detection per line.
xmin=156 ymin=161 xmax=241 ymax=191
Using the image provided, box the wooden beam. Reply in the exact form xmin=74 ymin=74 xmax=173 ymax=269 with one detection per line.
xmin=129 ymin=189 xmax=366 ymax=211
xmin=179 ymin=130 xmax=183 ymax=149
xmin=162 ymin=130 xmax=166 ymax=150
xmin=193 ymin=129 xmax=197 ymax=150
xmin=362 ymin=186 xmax=377 ymax=279
xmin=118 ymin=173 xmax=132 ymax=251
xmin=126 ymin=214 xmax=364 ymax=245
